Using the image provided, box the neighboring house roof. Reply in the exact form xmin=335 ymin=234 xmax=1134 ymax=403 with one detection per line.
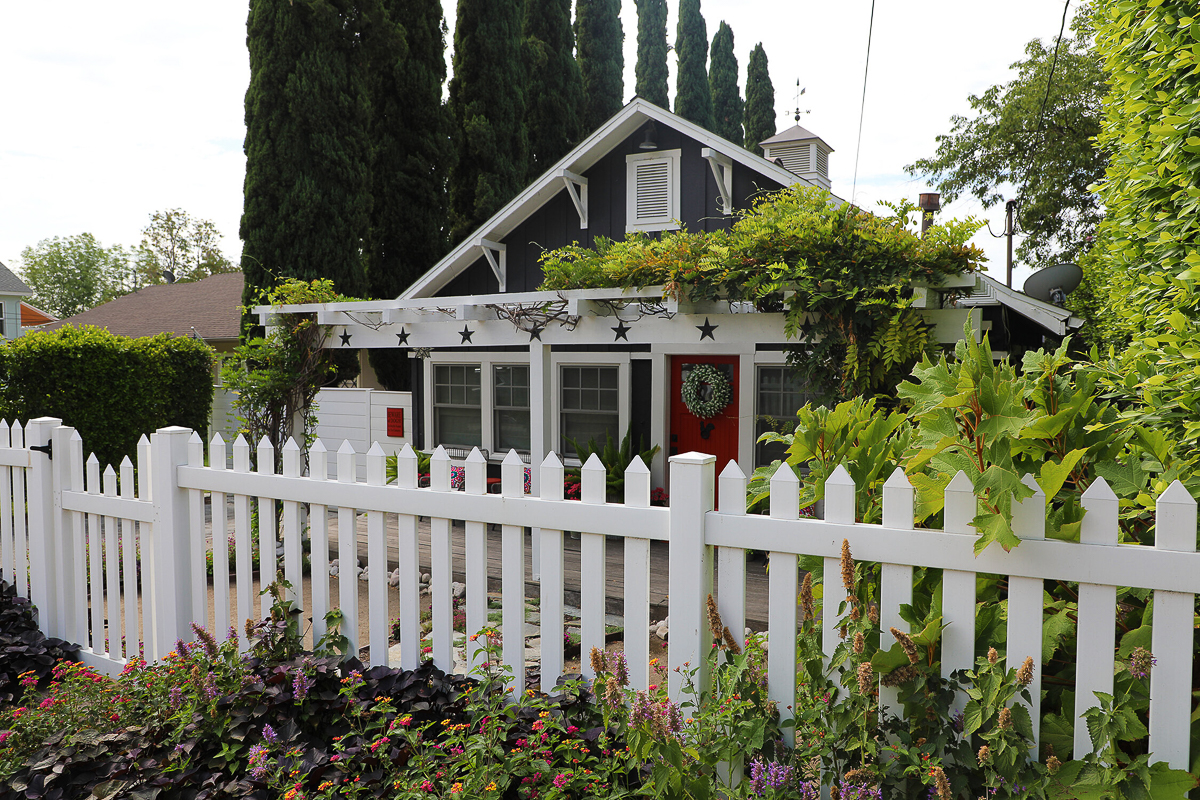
xmin=20 ymin=302 xmax=56 ymax=328
xmin=41 ymin=271 xmax=244 ymax=342
xmin=953 ymin=273 xmax=1084 ymax=336
xmin=0 ymin=259 xmax=32 ymax=296
xmin=402 ymin=98 xmax=831 ymax=300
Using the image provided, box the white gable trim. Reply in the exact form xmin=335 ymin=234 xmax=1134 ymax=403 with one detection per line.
xmin=402 ymin=99 xmax=825 ymax=301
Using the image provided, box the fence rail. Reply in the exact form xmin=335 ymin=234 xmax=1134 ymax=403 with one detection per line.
xmin=0 ymin=417 xmax=1197 ymax=771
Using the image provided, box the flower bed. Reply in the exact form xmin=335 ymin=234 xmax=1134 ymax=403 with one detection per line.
xmin=0 ymin=568 xmax=1194 ymax=799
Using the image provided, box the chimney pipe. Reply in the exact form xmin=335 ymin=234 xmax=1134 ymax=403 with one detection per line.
xmin=918 ymin=193 xmax=941 ymax=236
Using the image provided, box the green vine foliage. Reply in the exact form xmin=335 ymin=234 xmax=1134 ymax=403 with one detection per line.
xmin=538 ymin=186 xmax=984 ymax=401
xmin=0 ymin=325 xmax=213 ymax=468
xmin=222 ymin=278 xmax=357 ymax=470
xmin=1086 ymin=0 xmax=1200 ymax=452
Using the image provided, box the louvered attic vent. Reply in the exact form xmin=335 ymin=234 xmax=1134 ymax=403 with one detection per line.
xmin=626 ymin=149 xmax=681 ymax=232
xmin=769 ymin=143 xmax=811 ymax=174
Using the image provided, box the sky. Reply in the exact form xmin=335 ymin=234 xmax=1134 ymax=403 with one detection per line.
xmin=0 ymin=1 xmax=1076 ymax=296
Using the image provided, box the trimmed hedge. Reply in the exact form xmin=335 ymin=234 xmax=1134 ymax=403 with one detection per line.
xmin=0 ymin=325 xmax=214 ymax=468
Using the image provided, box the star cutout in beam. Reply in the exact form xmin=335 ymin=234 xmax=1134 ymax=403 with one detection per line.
xmin=459 ymin=325 xmax=475 ymax=344
xmin=696 ymin=317 xmax=719 ymax=341
xmin=395 ymin=328 xmax=410 ymax=345
xmin=611 ymin=320 xmax=631 ymax=341
xmin=339 ymin=329 xmax=352 ymax=346
xmin=528 ymin=324 xmax=544 ymax=342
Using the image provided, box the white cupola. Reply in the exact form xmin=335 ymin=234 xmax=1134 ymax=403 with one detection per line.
xmin=759 ymin=125 xmax=833 ymax=190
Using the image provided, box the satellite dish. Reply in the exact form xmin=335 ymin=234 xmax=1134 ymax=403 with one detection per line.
xmin=1023 ymin=263 xmax=1082 ymax=306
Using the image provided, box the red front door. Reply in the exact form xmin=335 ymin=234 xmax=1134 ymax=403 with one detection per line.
xmin=669 ymin=355 xmax=739 ymax=472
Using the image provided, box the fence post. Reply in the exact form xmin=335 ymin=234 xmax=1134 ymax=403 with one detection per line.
xmin=768 ymin=462 xmax=799 ymax=746
xmin=24 ymin=418 xmax=60 ymax=636
xmin=1007 ymin=473 xmax=1045 ymax=756
xmin=941 ymin=471 xmax=977 ymax=716
xmin=148 ymin=426 xmax=196 ymax=661
xmin=667 ymin=452 xmax=715 ymax=702
xmin=1149 ymin=480 xmax=1196 ymax=769
xmin=879 ymin=467 xmax=914 ymax=721
xmin=1075 ymin=477 xmax=1118 ymax=758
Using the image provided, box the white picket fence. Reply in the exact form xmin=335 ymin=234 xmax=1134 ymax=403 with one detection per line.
xmin=1 ymin=416 xmax=1198 ymax=771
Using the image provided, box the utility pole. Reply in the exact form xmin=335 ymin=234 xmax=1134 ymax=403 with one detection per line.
xmin=1005 ymin=199 xmax=1017 ymax=288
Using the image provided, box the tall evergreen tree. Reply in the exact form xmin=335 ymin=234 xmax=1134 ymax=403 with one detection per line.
xmin=366 ymin=0 xmax=452 ymax=390
xmin=523 ymin=0 xmax=584 ymax=180
xmin=241 ymin=0 xmax=375 ymax=313
xmin=576 ymin=0 xmax=624 ymax=131
xmin=743 ymin=43 xmax=776 ymax=155
xmin=708 ymin=21 xmax=743 ymax=144
xmin=674 ymin=0 xmax=714 ymax=129
xmin=634 ymin=0 xmax=669 ymax=108
xmin=448 ymin=0 xmax=528 ymax=245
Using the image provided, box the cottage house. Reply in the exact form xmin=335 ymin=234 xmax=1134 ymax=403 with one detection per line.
xmin=260 ymin=100 xmax=1069 ymax=492
xmin=0 ymin=260 xmax=33 ymax=341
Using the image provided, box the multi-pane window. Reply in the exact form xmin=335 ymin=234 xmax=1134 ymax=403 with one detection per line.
xmin=755 ymin=366 xmax=810 ymax=466
xmin=433 ymin=364 xmax=482 ymax=448
xmin=560 ymin=365 xmax=619 ymax=456
xmin=0 ymin=303 xmax=6 ymax=338
xmin=493 ymin=365 xmax=530 ymax=453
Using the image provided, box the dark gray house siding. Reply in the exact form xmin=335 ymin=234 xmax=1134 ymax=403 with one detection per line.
xmin=437 ymin=126 xmax=786 ymax=297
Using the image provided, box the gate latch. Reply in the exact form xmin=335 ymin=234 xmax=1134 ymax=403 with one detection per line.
xmin=30 ymin=442 xmax=52 ymax=460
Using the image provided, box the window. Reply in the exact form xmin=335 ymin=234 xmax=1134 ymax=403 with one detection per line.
xmin=0 ymin=303 xmax=5 ymax=337
xmin=626 ymin=149 xmax=681 ymax=232
xmin=433 ymin=364 xmax=482 ymax=448
xmin=560 ymin=365 xmax=619 ymax=456
xmin=493 ymin=365 xmax=530 ymax=453
xmin=755 ymin=366 xmax=810 ymax=466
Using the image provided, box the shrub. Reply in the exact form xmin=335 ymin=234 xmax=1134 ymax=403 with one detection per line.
xmin=0 ymin=580 xmax=79 ymax=706
xmin=0 ymin=325 xmax=214 ymax=468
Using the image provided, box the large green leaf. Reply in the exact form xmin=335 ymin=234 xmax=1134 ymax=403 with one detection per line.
xmin=1040 ymin=449 xmax=1087 ymax=500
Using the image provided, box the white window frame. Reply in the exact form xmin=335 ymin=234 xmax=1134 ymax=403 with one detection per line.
xmin=424 ymin=353 xmax=535 ymax=459
xmin=492 ymin=363 xmax=532 ymax=454
xmin=0 ymin=302 xmax=6 ymax=338
xmin=626 ymin=149 xmax=681 ymax=233
xmin=550 ymin=352 xmax=630 ymax=466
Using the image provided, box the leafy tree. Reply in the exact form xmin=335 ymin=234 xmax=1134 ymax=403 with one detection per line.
xmin=575 ymin=0 xmax=624 ymax=131
xmin=634 ymin=0 xmax=669 ymax=108
xmin=905 ymin=6 xmax=1106 ymax=269
xmin=241 ymin=0 xmax=374 ymax=317
xmin=136 ymin=208 xmax=236 ymax=286
xmin=708 ymin=21 xmax=743 ymax=145
xmin=17 ymin=234 xmax=131 ymax=318
xmin=523 ymin=0 xmax=584 ymax=181
xmin=742 ymin=43 xmax=775 ymax=154
xmin=448 ymin=0 xmax=529 ymax=244
xmin=673 ymin=0 xmax=713 ymax=129
xmin=222 ymin=278 xmax=354 ymax=470
xmin=365 ymin=0 xmax=450 ymax=391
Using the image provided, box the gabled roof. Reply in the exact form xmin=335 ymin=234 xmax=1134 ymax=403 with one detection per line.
xmin=0 ymin=260 xmax=32 ymax=296
xmin=759 ymin=123 xmax=835 ymax=152
xmin=41 ymin=271 xmax=244 ymax=342
xmin=954 ymin=273 xmax=1084 ymax=336
xmin=403 ymin=98 xmax=829 ymax=300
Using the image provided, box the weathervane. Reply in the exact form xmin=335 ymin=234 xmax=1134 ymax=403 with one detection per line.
xmin=794 ymin=79 xmax=810 ymax=123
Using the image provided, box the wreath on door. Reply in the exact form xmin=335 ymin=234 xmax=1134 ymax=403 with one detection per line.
xmin=681 ymin=364 xmax=732 ymax=419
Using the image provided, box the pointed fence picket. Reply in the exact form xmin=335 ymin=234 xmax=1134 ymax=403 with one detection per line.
xmin=6 ymin=418 xmax=1200 ymax=775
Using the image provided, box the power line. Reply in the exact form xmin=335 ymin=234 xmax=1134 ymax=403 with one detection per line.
xmin=850 ymin=0 xmax=876 ymax=205
xmin=1016 ymin=0 xmax=1072 ymax=212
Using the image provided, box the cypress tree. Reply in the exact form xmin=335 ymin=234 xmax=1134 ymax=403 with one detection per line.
xmin=708 ymin=21 xmax=743 ymax=145
xmin=674 ymin=0 xmax=714 ymax=129
xmin=743 ymin=43 xmax=776 ymax=155
xmin=448 ymin=0 xmax=528 ymax=245
xmin=241 ymin=0 xmax=374 ymax=312
xmin=634 ymin=0 xmax=669 ymax=108
xmin=576 ymin=0 xmax=624 ymax=132
xmin=366 ymin=0 xmax=452 ymax=390
xmin=523 ymin=0 xmax=584 ymax=181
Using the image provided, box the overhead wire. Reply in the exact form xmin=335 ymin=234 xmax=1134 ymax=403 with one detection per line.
xmin=1014 ymin=0 xmax=1073 ymax=221
xmin=850 ymin=0 xmax=876 ymax=205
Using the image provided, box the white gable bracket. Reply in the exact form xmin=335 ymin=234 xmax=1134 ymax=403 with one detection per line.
xmin=701 ymin=147 xmax=734 ymax=215
xmin=478 ymin=238 xmax=507 ymax=292
xmin=559 ymin=169 xmax=589 ymax=229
